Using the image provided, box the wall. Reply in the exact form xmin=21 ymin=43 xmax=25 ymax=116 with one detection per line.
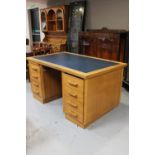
xmin=26 ymin=0 xmax=129 ymax=44
xmin=47 ymin=0 xmax=129 ymax=30
xmin=26 ymin=1 xmax=48 ymax=45
xmin=86 ymin=0 xmax=129 ymax=30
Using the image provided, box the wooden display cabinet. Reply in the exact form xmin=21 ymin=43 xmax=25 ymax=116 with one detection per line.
xmin=40 ymin=5 xmax=69 ymax=53
xmin=40 ymin=5 xmax=68 ymax=33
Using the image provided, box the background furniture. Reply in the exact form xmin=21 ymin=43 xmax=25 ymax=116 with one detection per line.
xmin=29 ymin=8 xmax=41 ymax=42
xmin=40 ymin=5 xmax=69 ymax=53
xmin=43 ymin=37 xmax=67 ymax=53
xmin=79 ymin=28 xmax=128 ymax=61
xmin=26 ymin=40 xmax=52 ymax=81
xmin=28 ymin=52 xmax=126 ymax=128
xmin=32 ymin=42 xmax=52 ymax=55
xmin=67 ymin=1 xmax=86 ymax=53
xmin=40 ymin=5 xmax=69 ymax=33
xmin=78 ymin=28 xmax=129 ymax=89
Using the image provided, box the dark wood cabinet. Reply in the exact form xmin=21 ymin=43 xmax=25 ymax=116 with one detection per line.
xmin=79 ymin=28 xmax=128 ymax=62
xmin=78 ymin=28 xmax=129 ymax=89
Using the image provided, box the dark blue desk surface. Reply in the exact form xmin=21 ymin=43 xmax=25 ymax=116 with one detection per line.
xmin=35 ymin=53 xmax=118 ymax=73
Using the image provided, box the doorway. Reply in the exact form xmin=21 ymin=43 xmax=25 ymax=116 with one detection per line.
xmin=29 ymin=8 xmax=41 ymax=43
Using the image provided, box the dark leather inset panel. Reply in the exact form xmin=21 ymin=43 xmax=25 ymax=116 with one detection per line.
xmin=35 ymin=53 xmax=118 ymax=73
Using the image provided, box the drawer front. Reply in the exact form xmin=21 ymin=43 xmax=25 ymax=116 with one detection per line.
xmin=29 ymin=62 xmax=40 ymax=72
xmin=63 ymin=93 xmax=83 ymax=114
xmin=31 ymin=80 xmax=42 ymax=98
xmin=65 ymin=106 xmax=83 ymax=123
xmin=63 ymin=73 xmax=84 ymax=118
xmin=64 ymin=86 xmax=84 ymax=103
xmin=30 ymin=69 xmax=41 ymax=82
xmin=29 ymin=62 xmax=41 ymax=82
xmin=63 ymin=73 xmax=84 ymax=92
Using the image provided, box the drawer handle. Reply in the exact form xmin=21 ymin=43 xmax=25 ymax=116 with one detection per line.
xmin=68 ymin=111 xmax=78 ymax=118
xmin=33 ymin=83 xmax=39 ymax=87
xmin=68 ymin=92 xmax=77 ymax=98
xmin=32 ymin=76 xmax=39 ymax=80
xmin=67 ymin=101 xmax=77 ymax=108
xmin=33 ymin=89 xmax=39 ymax=94
xmin=34 ymin=91 xmax=39 ymax=95
xmin=68 ymin=81 xmax=78 ymax=87
xmin=31 ymin=67 xmax=38 ymax=71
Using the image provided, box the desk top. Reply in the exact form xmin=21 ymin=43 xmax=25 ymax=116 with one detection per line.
xmin=28 ymin=52 xmax=126 ymax=79
xmin=35 ymin=53 xmax=117 ymax=73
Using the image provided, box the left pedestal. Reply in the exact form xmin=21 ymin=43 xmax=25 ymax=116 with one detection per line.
xmin=28 ymin=61 xmax=62 ymax=103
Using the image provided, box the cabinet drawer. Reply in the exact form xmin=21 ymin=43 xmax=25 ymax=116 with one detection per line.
xmin=29 ymin=62 xmax=41 ymax=82
xmin=63 ymin=87 xmax=84 ymax=103
xmin=31 ymin=81 xmax=42 ymax=98
xmin=63 ymin=94 xmax=83 ymax=114
xmin=30 ymin=69 xmax=41 ymax=81
xmin=65 ymin=106 xmax=83 ymax=123
xmin=63 ymin=73 xmax=84 ymax=92
xmin=29 ymin=62 xmax=40 ymax=72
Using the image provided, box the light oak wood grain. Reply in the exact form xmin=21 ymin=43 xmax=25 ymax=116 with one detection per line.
xmin=28 ymin=52 xmax=126 ymax=128
xmin=29 ymin=61 xmax=62 ymax=103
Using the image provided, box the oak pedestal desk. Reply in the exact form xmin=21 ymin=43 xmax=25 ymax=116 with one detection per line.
xmin=28 ymin=52 xmax=127 ymax=128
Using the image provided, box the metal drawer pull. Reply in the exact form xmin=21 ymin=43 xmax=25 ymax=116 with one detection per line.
xmin=67 ymin=101 xmax=77 ymax=108
xmin=68 ymin=81 xmax=78 ymax=87
xmin=68 ymin=92 xmax=77 ymax=98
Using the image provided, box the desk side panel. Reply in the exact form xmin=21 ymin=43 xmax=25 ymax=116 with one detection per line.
xmin=84 ymin=69 xmax=123 ymax=126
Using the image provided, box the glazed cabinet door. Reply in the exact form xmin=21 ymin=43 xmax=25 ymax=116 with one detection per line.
xmin=79 ymin=36 xmax=97 ymax=57
xmin=40 ymin=9 xmax=47 ymax=32
xmin=96 ymin=34 xmax=120 ymax=61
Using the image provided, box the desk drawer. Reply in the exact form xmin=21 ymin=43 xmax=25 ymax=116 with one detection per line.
xmin=29 ymin=62 xmax=41 ymax=82
xmin=31 ymin=81 xmax=42 ymax=98
xmin=63 ymin=73 xmax=84 ymax=92
xmin=64 ymin=87 xmax=83 ymax=103
xmin=65 ymin=106 xmax=83 ymax=123
xmin=29 ymin=62 xmax=40 ymax=72
xmin=62 ymin=73 xmax=84 ymax=117
xmin=30 ymin=69 xmax=41 ymax=82
xmin=63 ymin=94 xmax=83 ymax=114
